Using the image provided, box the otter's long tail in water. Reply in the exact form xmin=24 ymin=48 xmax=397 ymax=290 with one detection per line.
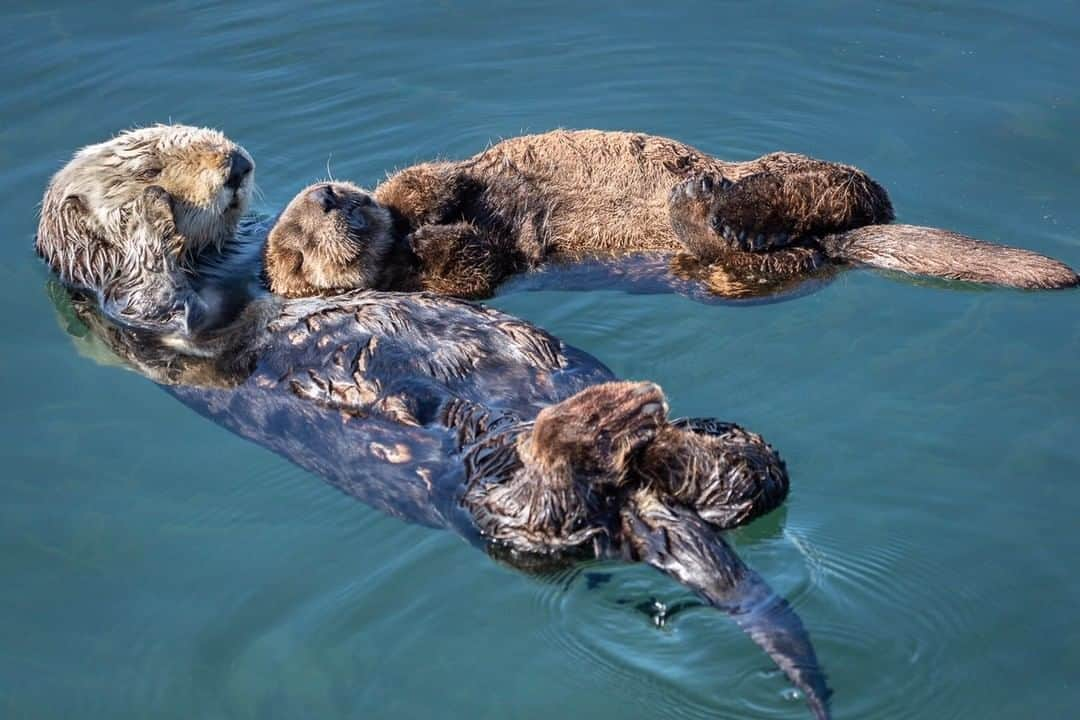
xmin=621 ymin=492 xmax=832 ymax=720
xmin=820 ymin=224 xmax=1079 ymax=289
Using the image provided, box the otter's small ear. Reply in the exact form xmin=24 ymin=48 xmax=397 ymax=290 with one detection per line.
xmin=264 ymin=245 xmax=306 ymax=296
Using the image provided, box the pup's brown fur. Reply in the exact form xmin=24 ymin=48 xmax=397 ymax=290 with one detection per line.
xmin=265 ymin=130 xmax=1077 ymax=299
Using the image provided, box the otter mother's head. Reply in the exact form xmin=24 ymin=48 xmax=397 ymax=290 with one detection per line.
xmin=265 ymin=181 xmax=399 ymax=298
xmin=36 ymin=125 xmax=255 ymax=333
xmin=37 ymin=125 xmax=255 ymax=284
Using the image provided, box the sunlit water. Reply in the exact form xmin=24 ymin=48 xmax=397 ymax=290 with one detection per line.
xmin=3 ymin=2 xmax=1079 ymax=718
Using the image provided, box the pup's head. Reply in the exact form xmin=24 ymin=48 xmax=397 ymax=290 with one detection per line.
xmin=37 ymin=124 xmax=255 ymax=290
xmin=264 ymin=181 xmax=396 ymax=298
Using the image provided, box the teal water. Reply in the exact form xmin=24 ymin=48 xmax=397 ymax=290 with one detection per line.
xmin=3 ymin=2 xmax=1079 ymax=718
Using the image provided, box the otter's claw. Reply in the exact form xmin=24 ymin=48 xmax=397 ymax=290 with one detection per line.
xmin=669 ymin=173 xmax=733 ymax=260
xmin=670 ymin=172 xmax=805 ymax=261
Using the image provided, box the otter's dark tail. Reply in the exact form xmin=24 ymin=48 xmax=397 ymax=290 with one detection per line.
xmin=621 ymin=491 xmax=832 ymax=720
xmin=820 ymin=224 xmax=1079 ymax=289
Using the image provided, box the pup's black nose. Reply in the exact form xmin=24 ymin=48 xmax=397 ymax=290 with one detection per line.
xmin=225 ymin=151 xmax=253 ymax=190
xmin=309 ymin=184 xmax=338 ymax=212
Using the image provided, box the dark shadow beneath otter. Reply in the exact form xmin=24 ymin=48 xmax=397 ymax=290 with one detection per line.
xmin=49 ymin=280 xmax=832 ymax=719
xmin=494 ymin=251 xmax=839 ymax=305
xmin=492 ymin=247 xmax=1038 ymax=306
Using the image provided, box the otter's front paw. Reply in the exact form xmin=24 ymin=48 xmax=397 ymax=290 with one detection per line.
xmin=407 ymin=224 xmax=442 ymax=258
xmin=709 ymin=172 xmax=796 ymax=252
xmin=669 ymin=174 xmax=737 ymax=261
xmin=669 ymin=174 xmax=731 ymax=232
xmin=129 ymin=185 xmax=179 ymax=237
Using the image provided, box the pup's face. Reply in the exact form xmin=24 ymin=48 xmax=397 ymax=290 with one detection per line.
xmin=37 ymin=124 xmax=255 ymax=282
xmin=265 ymin=181 xmax=395 ymax=298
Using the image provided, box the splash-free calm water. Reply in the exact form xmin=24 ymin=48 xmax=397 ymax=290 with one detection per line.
xmin=3 ymin=2 xmax=1078 ymax=717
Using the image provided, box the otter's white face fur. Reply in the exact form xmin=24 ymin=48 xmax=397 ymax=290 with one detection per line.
xmin=265 ymin=181 xmax=395 ymax=298
xmin=37 ymin=124 xmax=255 ymax=286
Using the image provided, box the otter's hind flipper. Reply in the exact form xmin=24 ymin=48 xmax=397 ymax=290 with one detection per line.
xmin=820 ymin=224 xmax=1080 ymax=289
xmin=621 ymin=492 xmax=832 ymax=720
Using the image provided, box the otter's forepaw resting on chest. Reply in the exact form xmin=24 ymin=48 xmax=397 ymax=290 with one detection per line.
xmin=461 ymin=382 xmax=669 ymax=554
xmin=409 ymin=222 xmax=522 ymax=299
xmin=95 ymin=185 xmax=209 ymax=333
xmin=668 ymin=163 xmax=893 ymax=263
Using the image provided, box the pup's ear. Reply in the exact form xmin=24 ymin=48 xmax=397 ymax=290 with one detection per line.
xmin=36 ymin=192 xmax=107 ymax=290
xmin=263 ymin=244 xmax=306 ymax=297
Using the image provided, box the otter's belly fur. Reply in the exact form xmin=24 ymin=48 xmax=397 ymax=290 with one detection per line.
xmin=465 ymin=130 xmax=728 ymax=253
xmin=461 ymin=130 xmax=865 ymax=255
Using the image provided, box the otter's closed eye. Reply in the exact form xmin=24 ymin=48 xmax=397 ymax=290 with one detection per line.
xmin=133 ymin=164 xmax=163 ymax=182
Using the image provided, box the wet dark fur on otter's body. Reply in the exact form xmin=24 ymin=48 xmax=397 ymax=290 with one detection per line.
xmin=42 ymin=178 xmax=831 ymax=717
xmin=55 ymin=279 xmax=829 ymax=719
xmin=265 ymin=130 xmax=1077 ymax=300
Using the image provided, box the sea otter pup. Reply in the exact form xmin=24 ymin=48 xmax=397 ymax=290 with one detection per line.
xmin=264 ymin=130 xmax=1078 ymax=299
xmin=37 ymin=127 xmax=832 ymax=718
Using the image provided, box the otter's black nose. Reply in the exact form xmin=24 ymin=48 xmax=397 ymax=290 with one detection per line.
xmin=309 ymin=184 xmax=338 ymax=212
xmin=225 ymin=151 xmax=253 ymax=190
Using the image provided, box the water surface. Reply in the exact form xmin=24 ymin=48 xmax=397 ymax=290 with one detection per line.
xmin=2 ymin=2 xmax=1079 ymax=718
